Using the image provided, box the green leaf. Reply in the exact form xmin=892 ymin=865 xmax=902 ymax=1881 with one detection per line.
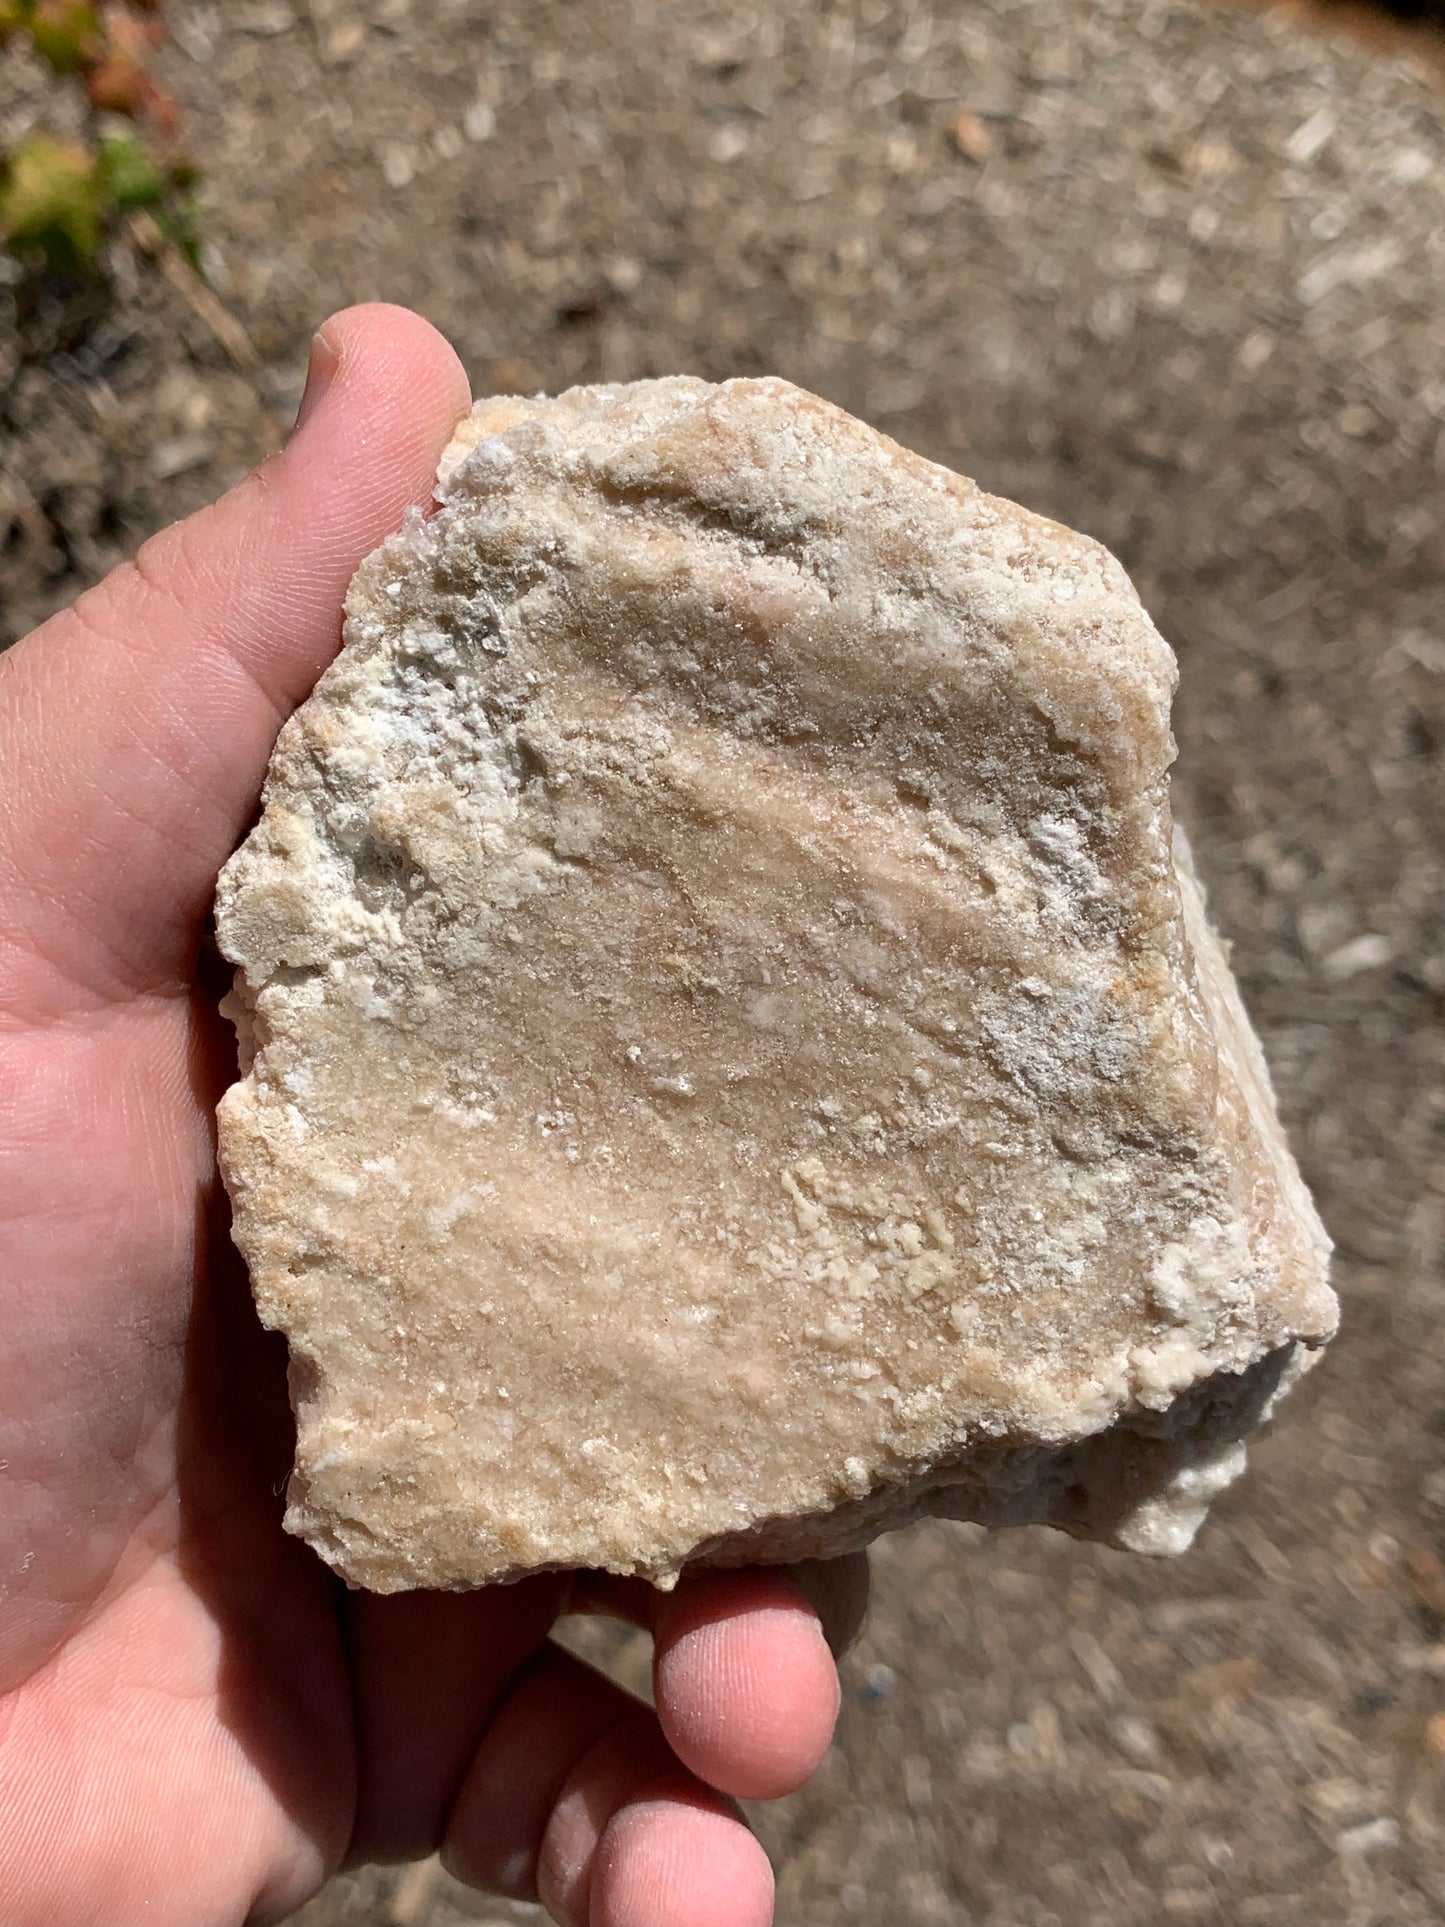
xmin=157 ymin=206 xmax=203 ymax=271
xmin=0 ymin=133 xmax=103 ymax=272
xmin=98 ymin=131 xmax=163 ymax=209
xmin=26 ymin=2 xmax=102 ymax=74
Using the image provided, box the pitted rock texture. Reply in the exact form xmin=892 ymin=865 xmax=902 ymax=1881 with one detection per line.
xmin=215 ymin=377 xmax=1336 ymax=1592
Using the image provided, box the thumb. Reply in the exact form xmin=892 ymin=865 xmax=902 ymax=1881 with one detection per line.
xmin=0 ymin=303 xmax=471 ymax=1022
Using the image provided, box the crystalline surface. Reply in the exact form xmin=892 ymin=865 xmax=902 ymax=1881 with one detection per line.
xmin=215 ymin=377 xmax=1336 ymax=1592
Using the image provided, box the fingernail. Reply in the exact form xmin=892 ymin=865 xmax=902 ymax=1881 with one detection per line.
xmin=292 ymin=327 xmax=341 ymax=436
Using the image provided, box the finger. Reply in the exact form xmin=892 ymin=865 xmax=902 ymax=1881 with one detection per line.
xmin=441 ymin=1642 xmax=644 ymax=1899
xmin=782 ymin=1551 xmax=871 ymax=1660
xmin=569 ymin=1552 xmax=870 ymax=1657
xmin=536 ymin=1723 xmax=767 ymax=1927
xmin=441 ymin=1638 xmax=767 ymax=1927
xmin=345 ymin=1574 xmax=567 ymax=1865
xmin=566 ymin=1555 xmax=865 ymax=1797
xmin=0 ymin=302 xmax=470 ymax=1019
xmin=590 ymin=1793 xmax=774 ymax=1927
xmin=652 ymin=1568 xmax=842 ymax=1800
xmin=535 ymin=1715 xmax=700 ymax=1925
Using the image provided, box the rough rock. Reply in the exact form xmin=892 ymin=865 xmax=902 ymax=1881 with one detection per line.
xmin=214 ymin=376 xmax=1336 ymax=1593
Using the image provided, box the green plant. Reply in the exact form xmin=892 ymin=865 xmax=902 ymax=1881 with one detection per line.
xmin=0 ymin=1 xmax=198 ymax=275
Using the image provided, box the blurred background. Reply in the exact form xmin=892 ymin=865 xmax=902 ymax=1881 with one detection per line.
xmin=3 ymin=2 xmax=1444 ymax=1922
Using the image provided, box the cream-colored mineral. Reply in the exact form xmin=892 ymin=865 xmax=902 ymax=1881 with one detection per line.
xmin=215 ymin=377 xmax=1336 ymax=1593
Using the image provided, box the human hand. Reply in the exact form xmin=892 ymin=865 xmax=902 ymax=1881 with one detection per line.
xmin=0 ymin=304 xmax=867 ymax=1927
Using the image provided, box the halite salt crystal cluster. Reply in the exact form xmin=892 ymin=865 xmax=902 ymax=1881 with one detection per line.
xmin=215 ymin=377 xmax=1335 ymax=1591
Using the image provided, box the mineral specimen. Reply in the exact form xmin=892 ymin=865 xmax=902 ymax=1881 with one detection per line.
xmin=215 ymin=376 xmax=1336 ymax=1593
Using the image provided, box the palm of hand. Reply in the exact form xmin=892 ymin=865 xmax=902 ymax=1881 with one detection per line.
xmin=0 ymin=308 xmax=854 ymax=1927
xmin=0 ymin=956 xmax=354 ymax=1921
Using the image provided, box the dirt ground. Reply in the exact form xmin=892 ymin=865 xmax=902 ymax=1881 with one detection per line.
xmin=4 ymin=2 xmax=1445 ymax=1923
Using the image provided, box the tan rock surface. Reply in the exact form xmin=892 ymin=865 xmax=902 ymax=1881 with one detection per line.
xmin=215 ymin=377 xmax=1336 ymax=1593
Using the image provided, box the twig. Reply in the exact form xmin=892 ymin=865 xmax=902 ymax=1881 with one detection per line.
xmin=124 ymin=210 xmax=260 ymax=373
xmin=0 ymin=469 xmax=53 ymax=546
